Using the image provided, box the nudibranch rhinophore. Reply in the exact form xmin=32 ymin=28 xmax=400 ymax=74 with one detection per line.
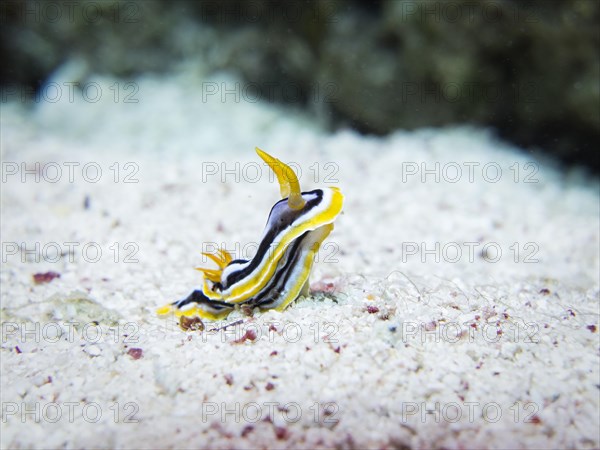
xmin=157 ymin=148 xmax=344 ymax=321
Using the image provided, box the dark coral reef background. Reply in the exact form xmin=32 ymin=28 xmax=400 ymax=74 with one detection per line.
xmin=1 ymin=0 xmax=598 ymax=172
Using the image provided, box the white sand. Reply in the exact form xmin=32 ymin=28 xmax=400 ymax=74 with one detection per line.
xmin=1 ymin=65 xmax=599 ymax=449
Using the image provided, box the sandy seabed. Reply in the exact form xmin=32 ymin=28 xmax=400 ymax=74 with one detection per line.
xmin=1 ymin=65 xmax=599 ymax=449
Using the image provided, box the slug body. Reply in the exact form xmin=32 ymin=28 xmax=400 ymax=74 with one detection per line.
xmin=157 ymin=148 xmax=344 ymax=321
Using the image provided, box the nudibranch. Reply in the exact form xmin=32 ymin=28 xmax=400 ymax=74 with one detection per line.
xmin=156 ymin=148 xmax=344 ymax=321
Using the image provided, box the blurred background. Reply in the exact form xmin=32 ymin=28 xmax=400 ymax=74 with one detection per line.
xmin=1 ymin=0 xmax=598 ymax=172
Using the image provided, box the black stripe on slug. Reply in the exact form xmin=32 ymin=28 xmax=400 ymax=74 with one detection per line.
xmin=175 ymin=289 xmax=234 ymax=311
xmin=248 ymin=231 xmax=309 ymax=307
xmin=221 ymin=189 xmax=324 ymax=288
